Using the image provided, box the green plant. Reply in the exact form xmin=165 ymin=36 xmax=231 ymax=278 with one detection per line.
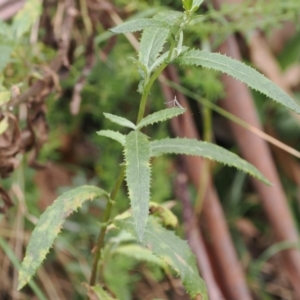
xmin=17 ymin=0 xmax=300 ymax=299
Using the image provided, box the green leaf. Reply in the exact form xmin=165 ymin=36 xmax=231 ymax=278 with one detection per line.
xmin=149 ymin=46 xmax=189 ymax=73
xmin=175 ymin=50 xmax=300 ymax=113
xmin=190 ymin=0 xmax=204 ymax=11
xmin=0 ymin=116 xmax=8 ymax=135
xmin=97 ymin=130 xmax=125 ymax=145
xmin=137 ymin=26 xmax=169 ymax=93
xmin=150 ymin=138 xmax=271 ymax=185
xmin=182 ymin=0 xmax=193 ymax=10
xmin=0 ymin=46 xmax=12 ymax=73
xmin=153 ymin=11 xmax=183 ymax=26
xmin=114 ymin=244 xmax=164 ymax=266
xmin=139 ymin=27 xmax=170 ymax=71
xmin=115 ymin=217 xmax=208 ymax=300
xmin=18 ymin=185 xmax=109 ymax=290
xmin=110 ymin=19 xmax=170 ymax=34
xmin=124 ymin=131 xmax=151 ymax=241
xmin=137 ymin=107 xmax=186 ymax=129
xmin=12 ymin=0 xmax=42 ymax=38
xmin=103 ymin=113 xmax=136 ymax=129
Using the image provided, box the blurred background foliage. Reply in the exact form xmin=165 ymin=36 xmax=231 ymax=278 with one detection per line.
xmin=0 ymin=0 xmax=300 ymax=299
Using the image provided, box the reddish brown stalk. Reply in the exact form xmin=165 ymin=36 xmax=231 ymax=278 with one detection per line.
xmin=161 ymin=65 xmax=253 ymax=300
xmin=174 ymin=169 xmax=226 ymax=300
xmin=218 ymin=36 xmax=300 ymax=297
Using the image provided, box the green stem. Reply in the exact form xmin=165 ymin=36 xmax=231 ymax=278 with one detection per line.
xmin=89 ymin=165 xmax=125 ymax=287
xmin=136 ymin=62 xmax=168 ymax=124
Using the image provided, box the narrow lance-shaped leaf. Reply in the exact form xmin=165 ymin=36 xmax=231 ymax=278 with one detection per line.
xmin=103 ymin=113 xmax=136 ymax=129
xmin=139 ymin=27 xmax=170 ymax=71
xmin=124 ymin=131 xmax=151 ymax=241
xmin=190 ymin=0 xmax=204 ymax=11
xmin=150 ymin=138 xmax=271 ymax=185
xmin=18 ymin=186 xmax=109 ymax=290
xmin=115 ymin=217 xmax=208 ymax=300
xmin=175 ymin=49 xmax=300 ymax=114
xmin=114 ymin=244 xmax=164 ymax=266
xmin=137 ymin=107 xmax=186 ymax=129
xmin=97 ymin=130 xmax=125 ymax=145
xmin=153 ymin=11 xmax=183 ymax=26
xmin=110 ymin=19 xmax=170 ymax=34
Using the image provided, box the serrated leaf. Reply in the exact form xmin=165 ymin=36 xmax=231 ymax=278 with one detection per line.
xmin=115 ymin=217 xmax=208 ymax=300
xmin=150 ymin=138 xmax=271 ymax=185
xmin=103 ymin=113 xmax=136 ymax=129
xmin=139 ymin=27 xmax=170 ymax=70
xmin=149 ymin=46 xmax=189 ymax=73
xmin=12 ymin=0 xmax=42 ymax=38
xmin=124 ymin=131 xmax=151 ymax=241
xmin=175 ymin=50 xmax=300 ymax=113
xmin=97 ymin=130 xmax=125 ymax=145
xmin=153 ymin=11 xmax=183 ymax=26
xmin=110 ymin=19 xmax=170 ymax=34
xmin=18 ymin=185 xmax=109 ymax=290
xmin=0 ymin=46 xmax=12 ymax=73
xmin=0 ymin=116 xmax=8 ymax=135
xmin=137 ymin=107 xmax=186 ymax=129
xmin=114 ymin=244 xmax=164 ymax=266
xmin=0 ymin=90 xmax=11 ymax=106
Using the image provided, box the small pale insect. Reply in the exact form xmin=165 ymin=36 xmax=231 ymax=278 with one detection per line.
xmin=164 ymin=96 xmax=183 ymax=109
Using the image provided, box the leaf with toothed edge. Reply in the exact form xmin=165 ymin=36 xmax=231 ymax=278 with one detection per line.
xmin=114 ymin=217 xmax=208 ymax=300
xmin=137 ymin=107 xmax=186 ymax=129
xmin=139 ymin=27 xmax=170 ymax=71
xmin=150 ymin=138 xmax=271 ymax=185
xmin=137 ymin=26 xmax=170 ymax=93
xmin=153 ymin=11 xmax=183 ymax=26
xmin=103 ymin=113 xmax=136 ymax=129
xmin=18 ymin=186 xmax=109 ymax=290
xmin=97 ymin=130 xmax=125 ymax=145
xmin=110 ymin=19 xmax=170 ymax=34
xmin=124 ymin=131 xmax=151 ymax=242
xmin=175 ymin=49 xmax=300 ymax=114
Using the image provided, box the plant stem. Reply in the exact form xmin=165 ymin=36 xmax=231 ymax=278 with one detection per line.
xmin=89 ymin=165 xmax=126 ymax=287
xmin=136 ymin=62 xmax=168 ymax=124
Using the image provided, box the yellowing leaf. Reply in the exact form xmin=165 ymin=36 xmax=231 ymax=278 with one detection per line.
xmin=18 ymin=185 xmax=109 ymax=290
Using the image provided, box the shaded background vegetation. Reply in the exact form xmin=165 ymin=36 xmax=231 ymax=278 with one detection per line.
xmin=0 ymin=0 xmax=300 ymax=299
